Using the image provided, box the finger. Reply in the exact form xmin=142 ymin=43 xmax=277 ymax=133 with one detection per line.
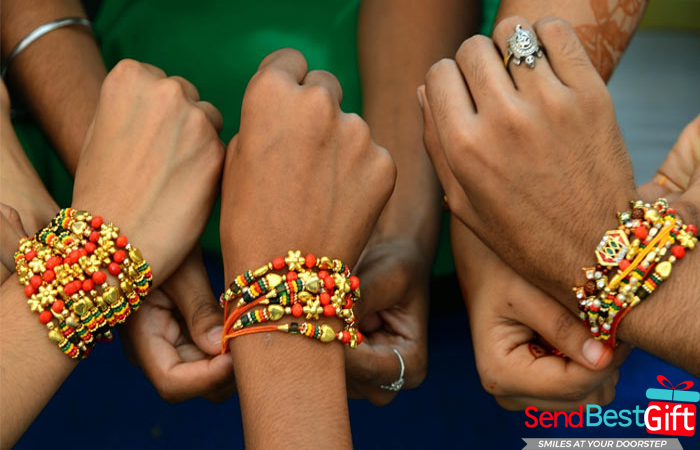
xmin=0 ymin=204 xmax=26 ymax=271
xmin=424 ymin=59 xmax=476 ymax=151
xmin=454 ymin=35 xmax=516 ymax=110
xmin=419 ymin=85 xmax=475 ymax=225
xmin=162 ymin=250 xmax=223 ymax=356
xmin=515 ymin=292 xmax=614 ymax=370
xmin=533 ymin=17 xmax=603 ymax=90
xmin=302 ymin=70 xmax=343 ymax=104
xmin=637 ymin=181 xmax=682 ymax=205
xmin=196 ymin=101 xmax=224 ymax=133
xmin=169 ymin=76 xmax=201 ymax=102
xmin=139 ymin=61 xmax=167 ymax=79
xmin=495 ymin=338 xmax=629 ymax=400
xmin=125 ymin=300 xmax=235 ymax=402
xmin=655 ymin=114 xmax=700 ymax=191
xmin=345 ymin=341 xmax=404 ymax=392
xmin=492 ymin=17 xmax=560 ymax=90
xmin=258 ymin=48 xmax=309 ymax=84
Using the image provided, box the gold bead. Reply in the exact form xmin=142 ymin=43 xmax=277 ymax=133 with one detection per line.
xmin=319 ymin=324 xmax=336 ymax=343
xmin=267 ymin=304 xmax=285 ymax=321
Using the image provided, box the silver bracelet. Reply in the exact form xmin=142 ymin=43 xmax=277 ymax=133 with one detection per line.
xmin=2 ymin=17 xmax=92 ymax=79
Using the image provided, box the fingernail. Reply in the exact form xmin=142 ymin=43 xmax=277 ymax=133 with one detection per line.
xmin=583 ymin=338 xmax=605 ymax=367
xmin=207 ymin=326 xmax=223 ymax=345
xmin=416 ymin=87 xmax=424 ymax=108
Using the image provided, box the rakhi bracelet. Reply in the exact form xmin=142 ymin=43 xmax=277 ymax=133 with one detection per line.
xmin=574 ymin=199 xmax=697 ymax=346
xmin=14 ymin=208 xmax=152 ymax=359
xmin=220 ymin=250 xmax=362 ymax=351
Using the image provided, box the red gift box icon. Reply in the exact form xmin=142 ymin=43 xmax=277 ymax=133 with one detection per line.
xmin=645 ymin=376 xmax=698 ymax=437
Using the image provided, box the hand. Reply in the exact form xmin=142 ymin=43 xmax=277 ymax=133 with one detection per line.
xmin=421 ymin=90 xmax=626 ymax=411
xmin=0 ymin=79 xmax=59 ymax=236
xmin=451 ymin=215 xmax=630 ymax=411
xmin=422 ymin=16 xmax=638 ymax=302
xmin=0 ymin=203 xmax=28 ymax=284
xmin=345 ymin=239 xmax=429 ymax=405
xmin=220 ymin=49 xmax=396 ymax=270
xmin=120 ymin=249 xmax=235 ymax=403
xmin=72 ymin=59 xmax=224 ymax=285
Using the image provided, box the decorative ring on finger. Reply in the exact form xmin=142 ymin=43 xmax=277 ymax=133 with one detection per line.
xmin=505 ymin=24 xmax=544 ymax=69
xmin=380 ymin=348 xmax=405 ymax=392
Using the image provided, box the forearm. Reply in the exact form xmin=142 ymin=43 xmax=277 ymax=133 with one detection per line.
xmin=1 ymin=112 xmax=59 ymax=235
xmin=0 ymin=275 xmax=76 ymax=448
xmin=617 ymin=252 xmax=700 ymax=376
xmin=495 ymin=0 xmax=648 ymax=81
xmin=1 ymin=0 xmax=106 ymax=174
xmin=358 ymin=0 xmax=476 ymax=253
xmin=225 ymin=251 xmax=351 ymax=448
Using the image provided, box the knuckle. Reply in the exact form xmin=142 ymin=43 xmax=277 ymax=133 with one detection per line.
xmin=249 ymin=67 xmax=288 ymax=93
xmin=189 ymin=296 xmax=222 ymax=332
xmin=154 ymin=78 xmax=186 ymax=100
xmin=344 ymin=113 xmax=371 ymax=141
xmin=426 ymin=58 xmax=455 ymax=84
xmin=457 ymin=35 xmax=493 ymax=63
xmin=536 ymin=17 xmax=574 ymax=40
xmin=102 ymin=59 xmax=143 ymax=93
xmin=304 ymin=85 xmax=337 ymax=117
xmin=154 ymin=379 xmax=180 ymax=404
xmin=372 ymin=146 xmax=398 ymax=195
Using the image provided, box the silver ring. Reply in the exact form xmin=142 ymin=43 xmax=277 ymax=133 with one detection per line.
xmin=380 ymin=348 xmax=405 ymax=392
xmin=505 ymin=24 xmax=544 ymax=69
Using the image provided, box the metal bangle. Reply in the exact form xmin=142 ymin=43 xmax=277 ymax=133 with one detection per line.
xmin=2 ymin=17 xmax=92 ymax=79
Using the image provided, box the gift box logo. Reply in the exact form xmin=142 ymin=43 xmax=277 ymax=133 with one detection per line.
xmin=645 ymin=375 xmax=698 ymax=437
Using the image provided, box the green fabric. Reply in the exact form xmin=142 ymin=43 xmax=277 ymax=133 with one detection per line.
xmin=14 ymin=0 xmax=502 ymax=275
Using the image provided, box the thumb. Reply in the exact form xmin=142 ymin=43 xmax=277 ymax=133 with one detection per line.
xmin=654 ymin=114 xmax=700 ymax=192
xmin=162 ymin=248 xmax=223 ymax=355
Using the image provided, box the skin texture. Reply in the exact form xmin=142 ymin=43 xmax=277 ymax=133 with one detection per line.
xmin=0 ymin=62 xmax=224 ymax=448
xmin=220 ymin=49 xmax=396 ymax=448
xmin=351 ymin=0 xmax=476 ymax=404
xmin=495 ymin=0 xmax=648 ymax=81
xmin=1 ymin=0 xmax=106 ymax=174
xmin=423 ymin=17 xmax=700 ymax=380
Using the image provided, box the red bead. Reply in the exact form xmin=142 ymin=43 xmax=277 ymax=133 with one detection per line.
xmin=43 ymin=269 xmax=56 ymax=283
xmin=39 ymin=310 xmax=53 ymax=324
xmin=272 ymin=257 xmax=285 ymax=270
xmin=116 ymin=235 xmax=128 ymax=248
xmin=92 ymin=271 xmax=107 ymax=285
xmin=79 ymin=248 xmax=88 ymax=257
xmin=291 ymin=303 xmax=303 ymax=318
xmin=113 ymin=249 xmax=126 ymax=263
xmin=344 ymin=296 xmax=354 ymax=309
xmin=634 ymin=226 xmax=648 ymax=240
xmin=619 ymin=259 xmax=631 ymax=270
xmin=24 ymin=285 xmax=35 ymax=297
xmin=341 ymin=331 xmax=351 ymax=344
xmin=108 ymin=262 xmax=121 ymax=275
xmin=285 ymin=271 xmax=298 ymax=281
xmin=30 ymin=275 xmax=42 ymax=289
xmin=82 ymin=279 xmax=95 ymax=292
xmin=64 ymin=238 xmax=73 ymax=246
xmin=305 ymin=253 xmax=316 ymax=269
xmin=349 ymin=276 xmax=360 ymax=291
xmin=688 ymin=224 xmax=698 ymax=236
xmin=25 ymin=250 xmax=37 ymax=261
xmin=672 ymin=245 xmax=686 ymax=259
xmin=46 ymin=256 xmax=62 ymax=270
xmin=85 ymin=242 xmax=97 ymax=254
xmin=667 ymin=209 xmax=676 ymax=216
xmin=357 ymin=332 xmax=363 ymax=345
xmin=324 ymin=276 xmax=335 ymax=291
xmin=91 ymin=216 xmax=103 ymax=229
xmin=52 ymin=300 xmax=65 ymax=313
xmin=69 ymin=250 xmax=81 ymax=262
xmin=323 ymin=305 xmax=336 ymax=317
xmin=64 ymin=280 xmax=81 ymax=296
xmin=319 ymin=292 xmax=331 ymax=306
xmin=89 ymin=231 xmax=100 ymax=243
xmin=318 ymin=270 xmax=329 ymax=280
